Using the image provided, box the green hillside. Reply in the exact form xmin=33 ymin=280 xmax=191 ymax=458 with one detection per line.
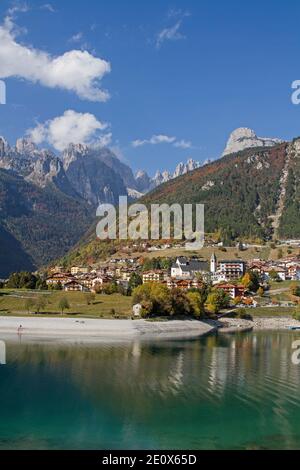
xmin=141 ymin=143 xmax=289 ymax=241
xmin=0 ymin=169 xmax=93 ymax=277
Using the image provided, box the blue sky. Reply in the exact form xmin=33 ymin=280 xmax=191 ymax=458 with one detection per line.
xmin=0 ymin=0 xmax=300 ymax=175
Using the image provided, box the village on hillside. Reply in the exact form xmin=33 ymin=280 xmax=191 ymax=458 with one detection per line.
xmin=42 ymin=240 xmax=300 ymax=314
xmin=1 ymin=238 xmax=300 ymax=318
xmin=46 ymin=251 xmax=300 ymax=293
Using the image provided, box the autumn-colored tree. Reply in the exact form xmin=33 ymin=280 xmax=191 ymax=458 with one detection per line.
xmin=206 ymin=289 xmax=230 ymax=315
xmin=132 ymin=283 xmax=172 ymax=316
xmin=171 ymin=288 xmax=191 ymax=316
xmin=257 ymin=287 xmax=264 ymax=297
xmin=186 ymin=291 xmax=202 ymax=318
xmin=241 ymin=271 xmax=260 ymax=292
xmin=241 ymin=273 xmax=252 ymax=289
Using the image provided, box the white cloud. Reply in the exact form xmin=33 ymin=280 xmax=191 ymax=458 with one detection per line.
xmin=68 ymin=32 xmax=83 ymax=43
xmin=167 ymin=8 xmax=190 ymax=19
xmin=7 ymin=3 xmax=29 ymax=17
xmin=40 ymin=4 xmax=56 ymax=13
xmin=156 ymin=9 xmax=190 ymax=48
xmin=173 ymin=139 xmax=192 ymax=149
xmin=0 ymin=17 xmax=111 ymax=101
xmin=132 ymin=134 xmax=176 ymax=147
xmin=27 ymin=110 xmax=111 ymax=151
xmin=96 ymin=132 xmax=113 ymax=148
xmin=156 ymin=21 xmax=184 ymax=48
xmin=132 ymin=134 xmax=192 ymax=149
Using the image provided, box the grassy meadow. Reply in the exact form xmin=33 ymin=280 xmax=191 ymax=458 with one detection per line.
xmin=244 ymin=307 xmax=296 ymax=317
xmin=0 ymin=290 xmax=132 ymax=318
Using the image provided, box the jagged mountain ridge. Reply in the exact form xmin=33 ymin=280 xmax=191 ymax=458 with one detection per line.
xmin=0 ymin=136 xmax=206 ymax=202
xmin=0 ymin=137 xmax=133 ymax=205
xmin=0 ymin=137 xmax=81 ymax=199
xmin=135 ymin=158 xmax=202 ymax=192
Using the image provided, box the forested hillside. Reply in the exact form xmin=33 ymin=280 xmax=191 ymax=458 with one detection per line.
xmin=0 ymin=169 xmax=93 ymax=277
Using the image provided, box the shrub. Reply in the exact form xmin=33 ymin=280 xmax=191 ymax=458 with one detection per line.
xmin=85 ymin=292 xmax=96 ymax=305
xmin=236 ymin=307 xmax=253 ymax=320
xmin=58 ymin=297 xmax=70 ymax=314
xmin=35 ymin=296 xmax=47 ymax=314
xmin=290 ymin=283 xmax=300 ymax=297
xmin=293 ymin=310 xmax=300 ymax=321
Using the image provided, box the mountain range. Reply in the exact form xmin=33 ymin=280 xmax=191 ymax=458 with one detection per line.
xmin=0 ymin=135 xmax=202 ymax=276
xmin=62 ymin=132 xmax=300 ymax=268
xmin=0 ymin=127 xmax=295 ymax=276
xmin=141 ymin=137 xmax=299 ymax=243
xmin=135 ymin=158 xmax=202 ymax=193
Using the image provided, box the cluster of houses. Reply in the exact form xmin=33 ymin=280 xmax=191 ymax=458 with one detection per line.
xmin=45 ymin=252 xmax=300 ymax=303
xmin=247 ymin=257 xmax=300 ymax=282
xmin=142 ymin=255 xmax=247 ymax=300
xmin=46 ymin=262 xmax=138 ymax=292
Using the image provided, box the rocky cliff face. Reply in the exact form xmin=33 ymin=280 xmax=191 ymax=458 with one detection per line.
xmin=135 ymin=170 xmax=152 ymax=193
xmin=222 ymin=127 xmax=283 ymax=156
xmin=0 ymin=137 xmax=78 ymax=198
xmin=61 ymin=144 xmax=128 ymax=205
xmin=94 ymin=147 xmax=137 ymax=189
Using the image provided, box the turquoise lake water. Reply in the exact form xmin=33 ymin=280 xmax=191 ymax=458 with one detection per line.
xmin=1 ymin=331 xmax=300 ymax=449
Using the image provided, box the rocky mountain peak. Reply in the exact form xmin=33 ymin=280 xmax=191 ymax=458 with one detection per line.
xmin=64 ymin=143 xmax=90 ymax=158
xmin=135 ymin=170 xmax=151 ymax=192
xmin=0 ymin=136 xmax=10 ymax=157
xmin=173 ymin=159 xmax=200 ymax=178
xmin=15 ymin=138 xmax=37 ymax=156
xmin=136 ymin=169 xmax=148 ymax=179
xmin=222 ymin=127 xmax=283 ymax=156
xmin=134 ymin=158 xmax=202 ymax=195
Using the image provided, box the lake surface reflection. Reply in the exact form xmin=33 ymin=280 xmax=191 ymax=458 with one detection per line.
xmin=0 ymin=331 xmax=300 ymax=449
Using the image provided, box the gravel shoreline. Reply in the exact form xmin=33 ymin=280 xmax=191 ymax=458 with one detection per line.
xmin=0 ymin=316 xmax=215 ymax=342
xmin=218 ymin=316 xmax=300 ymax=332
xmin=1 ymin=315 xmax=299 ymax=343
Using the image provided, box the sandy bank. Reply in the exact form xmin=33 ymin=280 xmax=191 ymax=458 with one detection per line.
xmin=0 ymin=316 xmax=215 ymax=342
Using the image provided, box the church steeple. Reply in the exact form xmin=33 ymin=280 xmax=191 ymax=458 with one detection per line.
xmin=210 ymin=252 xmax=217 ymax=273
